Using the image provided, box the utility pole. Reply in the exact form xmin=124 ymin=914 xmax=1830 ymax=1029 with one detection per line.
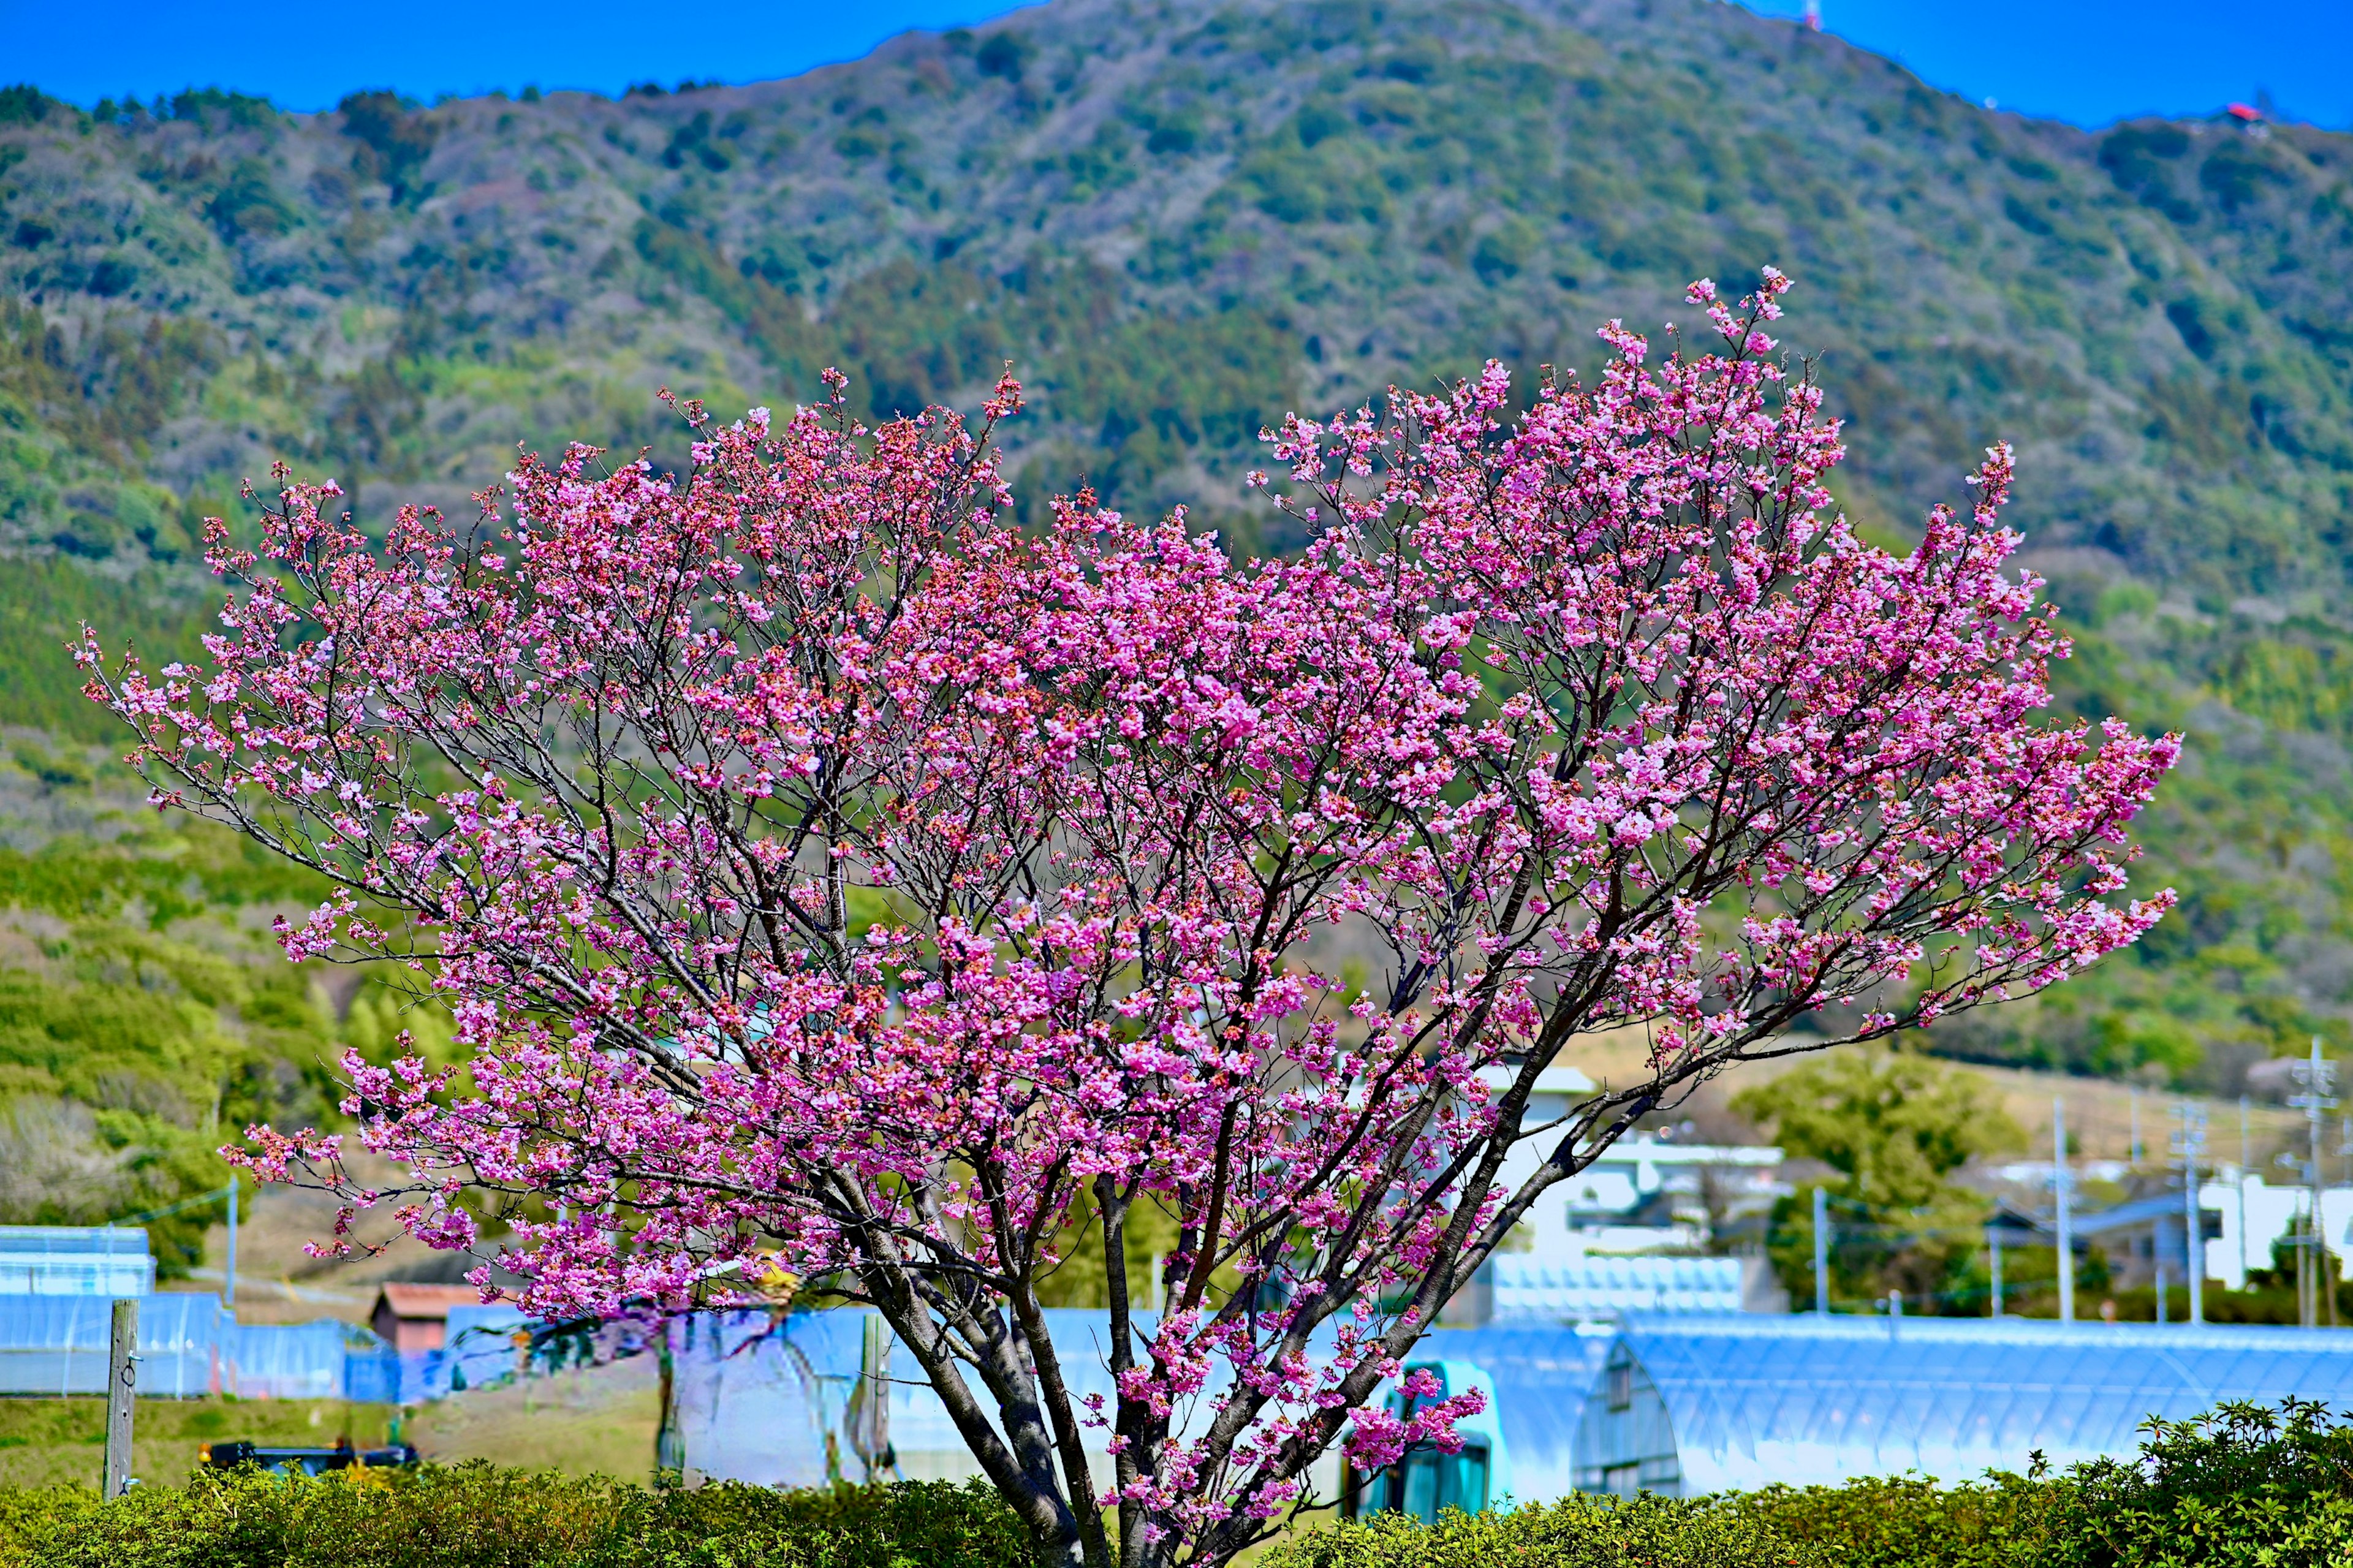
xmin=2055 ymin=1097 xmax=2075 ymax=1324
xmin=654 ymin=1320 xmax=684 ymax=1482
xmin=2174 ymin=1102 xmax=2207 ymax=1324
xmin=2289 ymin=1037 xmax=2338 ymax=1328
xmin=2240 ymin=1095 xmax=2253 ymax=1282
xmin=1813 ymin=1185 xmax=1830 ymax=1315
xmin=1988 ymin=1223 xmax=2004 ymax=1317
xmin=224 ymin=1176 xmax=237 ymax=1310
xmin=103 ymin=1298 xmax=136 ymax=1497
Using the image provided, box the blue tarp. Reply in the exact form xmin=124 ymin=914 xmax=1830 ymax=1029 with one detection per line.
xmin=0 ymin=1293 xmax=373 ymax=1399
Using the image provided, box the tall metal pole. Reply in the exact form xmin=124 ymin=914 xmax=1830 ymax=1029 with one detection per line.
xmin=1988 ymin=1225 xmax=2004 ymax=1317
xmin=2289 ymin=1037 xmax=2338 ymax=1329
xmin=2055 ymin=1097 xmax=2075 ymax=1324
xmin=103 ymin=1298 xmax=136 ymax=1497
xmin=2175 ymin=1102 xmax=2205 ymax=1324
xmin=2318 ymin=1040 xmax=2328 ymax=1327
xmin=1813 ymin=1185 xmax=1830 ymax=1315
xmin=654 ymin=1319 xmax=684 ymax=1481
xmin=224 ymin=1178 xmax=237 ymax=1310
xmin=2239 ymin=1094 xmax=2253 ymax=1282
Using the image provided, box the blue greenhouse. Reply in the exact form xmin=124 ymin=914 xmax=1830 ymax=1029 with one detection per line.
xmin=668 ymin=1309 xmax=2353 ymax=1510
xmin=1571 ymin=1315 xmax=2353 ymax=1496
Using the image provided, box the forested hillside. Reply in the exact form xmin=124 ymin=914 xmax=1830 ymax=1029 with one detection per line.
xmin=2 ymin=0 xmax=2351 ymax=1175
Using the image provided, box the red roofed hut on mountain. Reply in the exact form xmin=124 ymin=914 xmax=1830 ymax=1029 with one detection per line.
xmin=369 ymin=1284 xmax=499 ymax=1354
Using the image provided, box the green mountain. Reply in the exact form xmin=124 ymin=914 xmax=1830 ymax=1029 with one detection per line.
xmin=2 ymin=0 xmax=2351 ymax=1126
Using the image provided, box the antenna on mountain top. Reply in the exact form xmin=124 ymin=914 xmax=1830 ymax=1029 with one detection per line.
xmin=1803 ymin=0 xmax=1822 ymax=29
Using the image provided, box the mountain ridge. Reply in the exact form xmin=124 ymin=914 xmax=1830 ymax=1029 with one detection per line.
xmin=1 ymin=0 xmax=2351 ymax=1097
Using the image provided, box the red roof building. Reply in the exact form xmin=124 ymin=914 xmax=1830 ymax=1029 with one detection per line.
xmin=369 ymin=1283 xmax=498 ymax=1355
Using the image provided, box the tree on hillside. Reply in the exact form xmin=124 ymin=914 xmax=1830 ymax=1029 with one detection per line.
xmin=81 ymin=273 xmax=2178 ymax=1568
xmin=1733 ymin=1048 xmax=2024 ymax=1312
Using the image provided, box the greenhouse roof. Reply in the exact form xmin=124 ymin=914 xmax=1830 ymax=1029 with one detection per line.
xmin=1604 ymin=1314 xmax=2353 ymax=1493
xmin=1489 ymin=1254 xmax=1745 ymax=1322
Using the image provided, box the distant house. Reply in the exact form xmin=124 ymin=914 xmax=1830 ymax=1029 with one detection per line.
xmin=369 ymin=1284 xmax=501 ymax=1355
xmin=2075 ymin=1187 xmax=2224 ymax=1292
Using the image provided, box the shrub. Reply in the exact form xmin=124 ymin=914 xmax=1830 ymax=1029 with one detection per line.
xmin=1256 ymin=1494 xmax=1802 ymax=1568
xmin=7 ymin=1403 xmax=2353 ymax=1566
xmin=1727 ymin=1474 xmax=2047 ymax=1568
xmin=0 ymin=1466 xmax=1036 ymax=1568
xmin=1270 ymin=1402 xmax=2353 ymax=1568
xmin=2037 ymin=1399 xmax=2353 ymax=1568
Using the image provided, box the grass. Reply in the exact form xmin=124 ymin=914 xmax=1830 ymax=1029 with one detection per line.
xmin=0 ymin=1396 xmax=397 ymax=1491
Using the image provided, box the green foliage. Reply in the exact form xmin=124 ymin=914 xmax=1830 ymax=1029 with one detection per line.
xmin=2034 ymin=1400 xmax=2353 ymax=1568
xmin=0 ymin=88 xmax=57 ymax=128
xmin=1 ymin=1405 xmax=2349 ymax=1567
xmin=1268 ymin=1402 xmax=2353 ymax=1568
xmin=1735 ymin=1051 xmax=2025 ymax=1313
xmin=1726 ymin=1473 xmax=2044 ymax=1568
xmin=0 ymin=1468 xmax=1037 ymax=1568
xmin=338 ymin=91 xmax=439 ymax=203
xmin=3 ymin=0 xmax=2353 ymax=1102
xmin=1735 ymin=1051 xmax=2023 ymax=1208
xmin=1258 ymin=1493 xmax=1799 ymax=1568
xmin=0 ymin=820 xmax=346 ymax=1271
xmin=1930 ymin=607 xmax=2353 ymax=1091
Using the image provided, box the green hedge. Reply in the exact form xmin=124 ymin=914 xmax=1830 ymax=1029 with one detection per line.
xmin=6 ymin=1401 xmax=2349 ymax=1567
xmin=0 ymin=1468 xmax=1036 ymax=1568
xmin=1256 ymin=1493 xmax=1805 ymax=1568
xmin=1267 ymin=1400 xmax=2353 ymax=1568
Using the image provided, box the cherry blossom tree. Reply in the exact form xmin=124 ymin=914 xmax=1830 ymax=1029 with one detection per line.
xmin=82 ymin=272 xmax=2176 ymax=1567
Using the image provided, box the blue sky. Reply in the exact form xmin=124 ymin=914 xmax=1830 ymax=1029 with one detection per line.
xmin=3 ymin=0 xmax=2347 ymax=129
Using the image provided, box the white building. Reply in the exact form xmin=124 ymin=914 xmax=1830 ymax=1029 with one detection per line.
xmin=1482 ymin=1066 xmax=1785 ymax=1260
xmin=2200 ymin=1173 xmax=2353 ymax=1290
xmin=1468 ymin=1066 xmax=1787 ymax=1322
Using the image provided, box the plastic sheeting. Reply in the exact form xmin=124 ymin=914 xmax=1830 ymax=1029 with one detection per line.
xmin=668 ymin=1309 xmax=1608 ymax=1503
xmin=669 ymin=1310 xmax=2353 ymax=1506
xmin=340 ymin=1303 xmax=653 ymax=1406
xmin=0 ymin=1227 xmax=155 ymax=1297
xmin=668 ymin=1309 xmax=873 ymax=1488
xmin=1488 ymin=1256 xmax=1744 ymax=1322
xmin=670 ymin=1308 xmax=1158 ymax=1488
xmin=672 ymin=1308 xmax=1283 ymax=1490
xmin=0 ymin=1293 xmax=374 ymax=1400
xmin=1580 ymin=1314 xmax=2353 ymax=1495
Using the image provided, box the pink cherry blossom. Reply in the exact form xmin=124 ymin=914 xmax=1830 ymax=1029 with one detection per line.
xmin=80 ymin=273 xmax=2175 ymax=1568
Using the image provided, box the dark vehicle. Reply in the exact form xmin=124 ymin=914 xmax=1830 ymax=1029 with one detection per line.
xmin=199 ymin=1439 xmax=419 ymax=1475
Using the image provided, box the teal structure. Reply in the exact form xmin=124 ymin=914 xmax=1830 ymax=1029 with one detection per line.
xmin=1342 ymin=1357 xmax=1514 ymax=1523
